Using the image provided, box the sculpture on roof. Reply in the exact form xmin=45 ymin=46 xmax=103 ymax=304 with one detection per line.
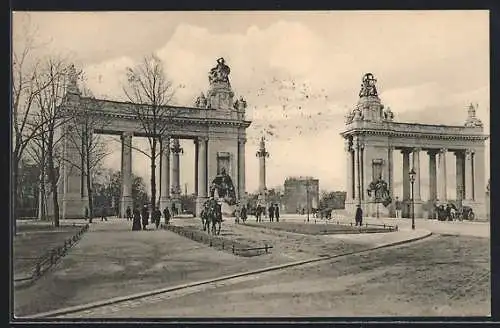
xmin=195 ymin=92 xmax=208 ymax=108
xmin=208 ymin=57 xmax=231 ymax=85
xmin=233 ymin=96 xmax=247 ymax=111
xmin=359 ymin=73 xmax=378 ymax=98
xmin=464 ymin=103 xmax=483 ymax=128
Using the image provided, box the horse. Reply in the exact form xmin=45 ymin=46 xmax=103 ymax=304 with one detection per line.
xmin=202 ymin=199 xmax=222 ymax=235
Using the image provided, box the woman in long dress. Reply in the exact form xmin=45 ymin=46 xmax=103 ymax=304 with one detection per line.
xmin=132 ymin=207 xmax=142 ymax=231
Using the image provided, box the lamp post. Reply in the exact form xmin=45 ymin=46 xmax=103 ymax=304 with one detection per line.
xmin=409 ymin=168 xmax=416 ymax=230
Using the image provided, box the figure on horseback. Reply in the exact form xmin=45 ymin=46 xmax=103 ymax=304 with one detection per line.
xmin=201 ymin=197 xmax=222 ymax=235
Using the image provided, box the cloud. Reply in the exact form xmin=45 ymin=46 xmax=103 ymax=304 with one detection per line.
xmin=77 ymin=14 xmax=489 ymax=194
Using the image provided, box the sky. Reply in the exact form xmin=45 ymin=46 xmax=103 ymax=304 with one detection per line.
xmin=12 ymin=11 xmax=490 ymax=197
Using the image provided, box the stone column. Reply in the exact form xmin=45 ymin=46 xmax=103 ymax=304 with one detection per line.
xmin=238 ymin=137 xmax=246 ymax=200
xmin=412 ymin=148 xmax=421 ymax=201
xmin=194 ymin=140 xmax=199 ymax=196
xmin=62 ymin=126 xmax=85 ymax=218
xmin=345 ymin=139 xmax=353 ymax=201
xmin=353 ymin=136 xmax=362 ymax=204
xmin=437 ymin=148 xmax=447 ymax=203
xmin=388 ymin=146 xmax=394 ymax=197
xmin=120 ymin=131 xmax=133 ymax=217
xmin=159 ymin=136 xmax=171 ymax=211
xmin=464 ymin=148 xmax=474 ymax=201
xmin=455 ymin=151 xmax=465 ymax=200
xmin=473 ymin=147 xmax=485 ymax=203
xmin=196 ymin=137 xmax=208 ymax=216
xmin=402 ymin=149 xmax=411 ymax=201
xmin=428 ymin=150 xmax=437 ymax=201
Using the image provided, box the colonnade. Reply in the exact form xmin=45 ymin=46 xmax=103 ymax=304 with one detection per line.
xmin=119 ymin=133 xmax=247 ymax=217
xmin=345 ymin=138 xmax=485 ymax=218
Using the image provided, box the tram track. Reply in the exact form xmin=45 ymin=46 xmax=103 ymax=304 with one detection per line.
xmin=24 ymin=230 xmax=432 ymax=319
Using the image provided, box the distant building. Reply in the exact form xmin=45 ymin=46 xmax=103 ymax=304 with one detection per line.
xmin=283 ymin=177 xmax=319 ymax=214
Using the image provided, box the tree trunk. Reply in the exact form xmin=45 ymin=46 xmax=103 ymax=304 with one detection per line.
xmin=86 ymin=150 xmax=94 ymax=220
xmin=150 ymin=140 xmax=157 ymax=210
xmin=47 ymin=139 xmax=60 ymax=227
xmin=12 ymin=154 xmax=19 ymax=236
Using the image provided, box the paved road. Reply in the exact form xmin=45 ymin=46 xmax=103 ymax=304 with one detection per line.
xmin=60 ymin=233 xmax=489 ymax=318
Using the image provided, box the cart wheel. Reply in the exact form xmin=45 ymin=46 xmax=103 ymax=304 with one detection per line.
xmin=469 ymin=212 xmax=475 ymax=221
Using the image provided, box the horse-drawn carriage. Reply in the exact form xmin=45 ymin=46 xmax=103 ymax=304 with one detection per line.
xmin=434 ymin=203 xmax=475 ymax=221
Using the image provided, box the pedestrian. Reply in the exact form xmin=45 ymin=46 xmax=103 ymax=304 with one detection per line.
xmin=240 ymin=204 xmax=247 ymax=223
xmin=268 ymin=204 xmax=275 ymax=222
xmin=355 ymin=205 xmax=363 ymax=226
xmin=141 ymin=205 xmax=149 ymax=230
xmin=101 ymin=207 xmax=108 ymax=221
xmin=126 ymin=206 xmax=132 ymax=221
xmin=274 ymin=204 xmax=280 ymax=222
xmin=163 ymin=207 xmax=171 ymax=225
xmin=395 ymin=197 xmax=402 ymax=218
xmin=132 ymin=207 xmax=142 ymax=231
xmin=301 ymin=208 xmax=305 ymax=215
xmin=154 ymin=208 xmax=161 ymax=229
xmin=171 ymin=203 xmax=176 ymax=217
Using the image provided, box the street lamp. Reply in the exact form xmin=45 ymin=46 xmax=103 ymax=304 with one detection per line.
xmin=409 ymin=168 xmax=416 ymax=230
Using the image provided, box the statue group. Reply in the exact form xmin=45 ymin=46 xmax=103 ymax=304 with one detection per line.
xmin=359 ymin=73 xmax=378 ymax=98
xmin=208 ymin=57 xmax=231 ymax=84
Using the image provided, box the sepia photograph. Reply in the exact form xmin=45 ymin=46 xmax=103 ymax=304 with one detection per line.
xmin=11 ymin=10 xmax=490 ymax=319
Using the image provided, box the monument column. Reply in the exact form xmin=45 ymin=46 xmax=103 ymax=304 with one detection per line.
xmin=238 ymin=137 xmax=246 ymax=201
xmin=196 ymin=137 xmax=208 ymax=216
xmin=120 ymin=131 xmax=133 ymax=217
xmin=437 ymin=148 xmax=448 ymax=203
xmin=256 ymin=136 xmax=269 ymax=195
xmin=159 ymin=136 xmax=171 ymax=212
xmin=170 ymin=138 xmax=183 ymax=212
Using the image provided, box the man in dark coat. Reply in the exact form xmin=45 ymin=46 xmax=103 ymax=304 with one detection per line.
xmin=153 ymin=208 xmax=161 ymax=229
xmin=126 ymin=206 xmax=132 ymax=221
xmin=240 ymin=204 xmax=247 ymax=223
xmin=274 ymin=204 xmax=280 ymax=222
xmin=100 ymin=207 xmax=108 ymax=221
xmin=355 ymin=205 xmax=363 ymax=226
xmin=132 ymin=207 xmax=142 ymax=231
xmin=141 ymin=205 xmax=149 ymax=230
xmin=163 ymin=207 xmax=171 ymax=225
xmin=268 ymin=204 xmax=275 ymax=222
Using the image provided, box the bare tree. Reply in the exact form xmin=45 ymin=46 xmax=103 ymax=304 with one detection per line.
xmin=12 ymin=17 xmax=60 ymax=233
xmin=31 ymin=56 xmax=74 ymax=227
xmin=64 ymin=86 xmax=112 ymax=220
xmin=122 ymin=54 xmax=178 ymax=210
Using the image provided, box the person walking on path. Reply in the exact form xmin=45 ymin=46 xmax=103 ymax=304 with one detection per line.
xmin=274 ymin=204 xmax=280 ymax=222
xmin=153 ymin=208 xmax=161 ymax=229
xmin=240 ymin=204 xmax=247 ymax=223
xmin=355 ymin=205 xmax=363 ymax=226
xmin=126 ymin=206 xmax=132 ymax=221
xmin=163 ymin=207 xmax=171 ymax=225
xmin=100 ymin=207 xmax=108 ymax=221
xmin=268 ymin=204 xmax=275 ymax=222
xmin=395 ymin=197 xmax=402 ymax=218
xmin=141 ymin=205 xmax=149 ymax=230
xmin=132 ymin=207 xmax=142 ymax=231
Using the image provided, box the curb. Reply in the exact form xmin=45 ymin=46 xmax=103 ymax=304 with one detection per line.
xmin=24 ymin=230 xmax=432 ymax=319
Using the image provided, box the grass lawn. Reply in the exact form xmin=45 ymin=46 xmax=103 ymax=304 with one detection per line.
xmin=245 ymin=221 xmax=394 ymax=235
xmin=13 ymin=223 xmax=82 ymax=278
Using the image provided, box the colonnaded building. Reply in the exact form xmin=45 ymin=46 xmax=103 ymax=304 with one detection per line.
xmin=342 ymin=73 xmax=489 ymax=220
xmin=54 ymin=58 xmax=251 ymax=218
